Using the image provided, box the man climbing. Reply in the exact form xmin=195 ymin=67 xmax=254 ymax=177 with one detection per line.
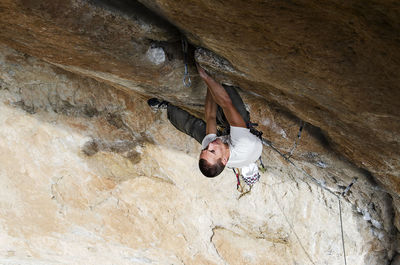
xmin=148 ymin=65 xmax=263 ymax=182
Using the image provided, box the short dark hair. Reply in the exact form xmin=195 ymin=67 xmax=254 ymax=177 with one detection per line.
xmin=199 ymin=158 xmax=225 ymax=178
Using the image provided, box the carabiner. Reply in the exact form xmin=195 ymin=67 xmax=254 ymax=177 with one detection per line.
xmin=183 ymin=73 xmax=192 ymax=87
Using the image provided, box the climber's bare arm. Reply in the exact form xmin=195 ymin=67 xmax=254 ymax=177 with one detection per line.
xmin=205 ymin=88 xmax=217 ymax=135
xmin=197 ymin=65 xmax=246 ymax=128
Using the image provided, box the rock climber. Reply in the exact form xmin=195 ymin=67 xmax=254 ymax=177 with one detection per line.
xmin=148 ymin=65 xmax=263 ymax=181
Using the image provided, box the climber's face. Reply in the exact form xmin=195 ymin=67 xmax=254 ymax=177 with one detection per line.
xmin=200 ymin=138 xmax=228 ymax=165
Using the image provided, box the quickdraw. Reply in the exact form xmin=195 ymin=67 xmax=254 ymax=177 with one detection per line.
xmin=342 ymin=178 xmax=358 ymax=197
xmin=284 ymin=121 xmax=304 ymax=160
xmin=233 ymin=168 xmax=242 ymax=192
xmin=181 ymin=36 xmax=192 ymax=87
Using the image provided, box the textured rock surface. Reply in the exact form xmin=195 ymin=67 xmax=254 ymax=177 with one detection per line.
xmin=0 ymin=0 xmax=398 ymax=200
xmin=0 ymin=0 xmax=207 ymax=107
xmin=0 ymin=0 xmax=399 ymax=263
xmin=0 ymin=44 xmax=395 ymax=264
xmin=137 ymin=0 xmax=400 ymax=202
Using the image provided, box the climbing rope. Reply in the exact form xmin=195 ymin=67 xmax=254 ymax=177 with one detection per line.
xmin=181 ymin=36 xmax=192 ymax=87
xmin=258 ymin=156 xmax=266 ymax=173
xmin=338 ymin=198 xmax=347 ymax=265
xmin=261 ymin=135 xmax=356 ymax=265
xmin=339 ymin=177 xmax=357 ymax=265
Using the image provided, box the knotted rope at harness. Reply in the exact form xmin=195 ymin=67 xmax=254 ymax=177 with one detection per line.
xmin=181 ymin=36 xmax=191 ymax=87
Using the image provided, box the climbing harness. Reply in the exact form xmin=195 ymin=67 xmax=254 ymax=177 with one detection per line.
xmin=284 ymin=121 xmax=304 ymax=160
xmin=261 ymin=135 xmax=357 ymax=265
xmin=248 ymin=122 xmax=264 ymax=139
xmin=243 ymin=170 xmax=261 ymax=186
xmin=181 ymin=36 xmax=192 ymax=87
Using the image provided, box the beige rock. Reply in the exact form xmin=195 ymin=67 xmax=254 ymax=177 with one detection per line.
xmin=137 ymin=0 xmax=400 ymax=198
xmin=0 ymin=0 xmax=398 ymax=219
xmin=0 ymin=44 xmax=395 ymax=264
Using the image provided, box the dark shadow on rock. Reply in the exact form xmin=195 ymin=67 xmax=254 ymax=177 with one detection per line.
xmin=89 ymin=0 xmax=179 ymax=39
xmin=12 ymin=100 xmax=36 ymax=114
xmin=82 ymin=138 xmax=143 ymax=164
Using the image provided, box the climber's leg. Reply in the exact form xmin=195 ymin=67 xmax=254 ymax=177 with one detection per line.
xmin=167 ymin=104 xmax=206 ymax=144
xmin=148 ymin=85 xmax=249 ymax=142
xmin=216 ymin=85 xmax=250 ymax=134
xmin=224 ymin=85 xmax=250 ymax=124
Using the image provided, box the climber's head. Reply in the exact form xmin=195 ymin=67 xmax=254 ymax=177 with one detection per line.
xmin=199 ymin=138 xmax=229 ymax=177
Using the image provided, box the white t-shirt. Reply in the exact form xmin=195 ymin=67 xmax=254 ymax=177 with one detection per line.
xmin=201 ymin=126 xmax=263 ymax=168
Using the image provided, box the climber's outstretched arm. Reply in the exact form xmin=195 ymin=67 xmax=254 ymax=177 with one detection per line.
xmin=197 ymin=65 xmax=246 ymax=128
xmin=205 ymin=88 xmax=217 ymax=135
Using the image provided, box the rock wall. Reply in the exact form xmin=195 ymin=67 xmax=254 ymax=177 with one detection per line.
xmin=0 ymin=0 xmax=399 ymax=264
xmin=137 ymin=0 xmax=400 ymax=195
xmin=0 ymin=43 xmax=395 ymax=265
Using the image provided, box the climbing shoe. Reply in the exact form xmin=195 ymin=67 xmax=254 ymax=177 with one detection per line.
xmin=147 ymin=98 xmax=169 ymax=111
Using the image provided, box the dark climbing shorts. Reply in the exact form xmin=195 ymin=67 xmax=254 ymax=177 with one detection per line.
xmin=167 ymin=85 xmax=250 ymax=144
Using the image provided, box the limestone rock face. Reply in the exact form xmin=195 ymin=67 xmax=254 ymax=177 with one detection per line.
xmin=137 ymin=0 xmax=400 ymax=204
xmin=0 ymin=0 xmax=206 ymax=106
xmin=0 ymin=43 xmax=395 ymax=265
xmin=0 ymin=0 xmax=399 ymax=264
xmin=0 ymin=0 xmax=398 ymax=200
